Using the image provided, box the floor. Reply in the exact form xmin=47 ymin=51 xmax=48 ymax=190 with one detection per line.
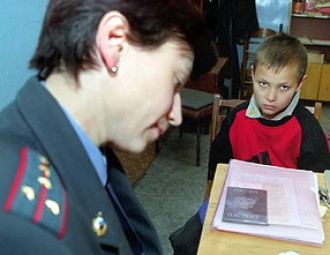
xmin=134 ymin=105 xmax=330 ymax=255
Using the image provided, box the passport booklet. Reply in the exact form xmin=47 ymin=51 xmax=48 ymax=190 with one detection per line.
xmin=222 ymin=187 xmax=268 ymax=225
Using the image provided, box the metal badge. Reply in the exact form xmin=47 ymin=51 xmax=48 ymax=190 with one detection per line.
xmin=21 ymin=186 xmax=35 ymax=201
xmin=39 ymin=164 xmax=51 ymax=177
xmin=37 ymin=177 xmax=52 ymax=189
xmin=92 ymin=212 xmax=107 ymax=236
xmin=45 ymin=199 xmax=60 ymax=216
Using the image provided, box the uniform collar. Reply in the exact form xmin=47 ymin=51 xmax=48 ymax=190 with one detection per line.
xmin=246 ymin=91 xmax=300 ymax=121
xmin=40 ymin=80 xmax=107 ymax=186
xmin=62 ymin=108 xmax=108 ymax=186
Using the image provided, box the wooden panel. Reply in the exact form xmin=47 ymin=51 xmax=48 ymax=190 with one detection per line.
xmin=318 ymin=64 xmax=330 ymax=102
xmin=289 ymin=14 xmax=330 ymax=62
xmin=290 ymin=16 xmax=330 ymax=41
xmin=300 ymin=63 xmax=322 ymax=100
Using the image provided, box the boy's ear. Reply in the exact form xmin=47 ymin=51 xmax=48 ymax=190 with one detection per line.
xmin=96 ymin=11 xmax=129 ymax=71
xmin=296 ymin=74 xmax=307 ymax=92
xmin=250 ymin=65 xmax=255 ymax=82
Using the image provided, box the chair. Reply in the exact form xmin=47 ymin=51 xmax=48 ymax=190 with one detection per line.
xmin=306 ymin=101 xmax=322 ymax=122
xmin=180 ymin=88 xmax=214 ymax=166
xmin=185 ymin=57 xmax=228 ymax=93
xmin=240 ymin=28 xmax=278 ymax=99
xmin=305 ymin=101 xmax=330 ymax=152
xmin=204 ymin=94 xmax=244 ymax=198
xmin=179 ymin=58 xmax=228 ymax=166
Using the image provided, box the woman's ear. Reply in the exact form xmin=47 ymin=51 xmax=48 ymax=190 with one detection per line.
xmin=297 ymin=74 xmax=307 ymax=92
xmin=96 ymin=11 xmax=129 ymax=72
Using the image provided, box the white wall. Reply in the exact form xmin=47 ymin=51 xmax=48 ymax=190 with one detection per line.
xmin=238 ymin=0 xmax=292 ymax=70
xmin=0 ymin=0 xmax=48 ymax=110
xmin=255 ymin=0 xmax=291 ymax=33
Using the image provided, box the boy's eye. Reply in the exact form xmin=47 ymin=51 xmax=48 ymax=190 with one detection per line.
xmin=259 ymin=81 xmax=268 ymax=87
xmin=280 ymin=85 xmax=289 ymax=91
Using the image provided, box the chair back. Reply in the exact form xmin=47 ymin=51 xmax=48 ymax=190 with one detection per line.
xmin=204 ymin=94 xmax=244 ymax=199
xmin=305 ymin=102 xmax=322 ymax=122
xmin=185 ymin=57 xmax=228 ymax=94
xmin=305 ymin=102 xmax=330 ymax=152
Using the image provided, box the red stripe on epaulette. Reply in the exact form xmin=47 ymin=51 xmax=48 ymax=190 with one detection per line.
xmin=33 ymin=171 xmax=48 ymax=223
xmin=57 ymin=190 xmax=68 ymax=239
xmin=3 ymin=147 xmax=28 ymax=212
xmin=33 ymin=184 xmax=48 ymax=223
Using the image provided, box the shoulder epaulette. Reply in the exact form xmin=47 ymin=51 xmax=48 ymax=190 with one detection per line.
xmin=3 ymin=147 xmax=68 ymax=239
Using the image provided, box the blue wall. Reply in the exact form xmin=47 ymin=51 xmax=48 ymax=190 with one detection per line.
xmin=0 ymin=0 xmax=48 ymax=110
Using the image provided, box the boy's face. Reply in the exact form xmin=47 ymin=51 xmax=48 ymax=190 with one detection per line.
xmin=252 ymin=63 xmax=305 ymax=120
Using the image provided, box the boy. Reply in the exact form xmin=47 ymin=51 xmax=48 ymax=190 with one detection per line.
xmin=209 ymin=33 xmax=330 ymax=176
xmin=170 ymin=33 xmax=330 ymax=255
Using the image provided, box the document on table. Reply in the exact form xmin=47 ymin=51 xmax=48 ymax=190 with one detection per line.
xmin=211 ymin=159 xmax=324 ymax=246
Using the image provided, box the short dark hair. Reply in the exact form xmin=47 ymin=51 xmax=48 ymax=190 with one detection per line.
xmin=255 ymin=33 xmax=308 ymax=82
xmin=30 ymin=0 xmax=216 ymax=80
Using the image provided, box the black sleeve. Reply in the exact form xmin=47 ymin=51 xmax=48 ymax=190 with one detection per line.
xmin=296 ymin=105 xmax=330 ymax=173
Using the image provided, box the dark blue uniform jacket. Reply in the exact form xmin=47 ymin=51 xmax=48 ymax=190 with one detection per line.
xmin=0 ymin=76 xmax=162 ymax=255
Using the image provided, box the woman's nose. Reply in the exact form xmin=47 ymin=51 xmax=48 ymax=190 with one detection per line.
xmin=168 ymin=93 xmax=182 ymax=126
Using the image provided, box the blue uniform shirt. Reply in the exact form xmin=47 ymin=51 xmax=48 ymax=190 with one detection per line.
xmin=41 ymin=80 xmax=107 ymax=186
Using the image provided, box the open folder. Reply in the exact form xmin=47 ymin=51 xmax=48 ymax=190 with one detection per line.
xmin=211 ymin=159 xmax=324 ymax=246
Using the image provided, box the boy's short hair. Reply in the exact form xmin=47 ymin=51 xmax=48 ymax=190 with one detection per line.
xmin=255 ymin=33 xmax=308 ymax=82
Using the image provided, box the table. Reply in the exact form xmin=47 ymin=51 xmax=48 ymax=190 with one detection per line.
xmin=197 ymin=164 xmax=330 ymax=255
